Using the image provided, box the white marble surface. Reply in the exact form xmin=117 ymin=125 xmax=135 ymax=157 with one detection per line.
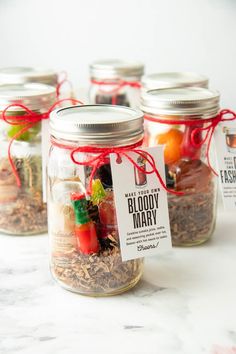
xmin=0 ymin=204 xmax=236 ymax=354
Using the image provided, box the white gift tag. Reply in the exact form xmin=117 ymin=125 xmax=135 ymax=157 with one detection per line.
xmin=110 ymin=146 xmax=172 ymax=261
xmin=41 ymin=119 xmax=50 ymax=202
xmin=214 ymin=121 xmax=236 ymax=210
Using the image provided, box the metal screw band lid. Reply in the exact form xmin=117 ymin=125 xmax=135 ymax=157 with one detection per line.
xmin=50 ymin=104 xmax=144 ymax=146
xmin=0 ymin=83 xmax=56 ymax=111
xmin=141 ymin=87 xmax=220 ymax=118
xmin=90 ymin=59 xmax=144 ymax=80
xmin=141 ymin=72 xmax=209 ymax=91
xmin=0 ymin=67 xmax=58 ymax=86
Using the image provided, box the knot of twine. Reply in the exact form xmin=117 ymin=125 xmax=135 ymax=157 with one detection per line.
xmin=1 ymin=98 xmax=83 ymax=187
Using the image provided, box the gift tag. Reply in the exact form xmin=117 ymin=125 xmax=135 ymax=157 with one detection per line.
xmin=214 ymin=121 xmax=236 ymax=210
xmin=110 ymin=146 xmax=172 ymax=261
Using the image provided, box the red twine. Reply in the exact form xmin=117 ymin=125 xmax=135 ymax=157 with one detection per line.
xmin=91 ymin=79 xmax=141 ymax=105
xmin=56 ymin=71 xmax=74 ymax=99
xmin=1 ymin=98 xmax=83 ymax=187
xmin=145 ymin=109 xmax=236 ymax=176
xmin=51 ymin=138 xmax=183 ymax=196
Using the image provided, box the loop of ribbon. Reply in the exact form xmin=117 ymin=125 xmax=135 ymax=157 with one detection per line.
xmin=56 ymin=71 xmax=74 ymax=99
xmin=51 ymin=138 xmax=183 ymax=196
xmin=91 ymin=79 xmax=141 ymax=105
xmin=1 ymin=98 xmax=83 ymax=187
xmin=145 ymin=109 xmax=236 ymax=176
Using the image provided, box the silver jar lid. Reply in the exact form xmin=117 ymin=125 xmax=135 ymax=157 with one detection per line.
xmin=0 ymin=67 xmax=58 ymax=86
xmin=0 ymin=83 xmax=56 ymax=111
xmin=90 ymin=59 xmax=144 ymax=80
xmin=141 ymin=72 xmax=208 ymax=91
xmin=50 ymin=104 xmax=144 ymax=145
xmin=141 ymin=87 xmax=220 ymax=118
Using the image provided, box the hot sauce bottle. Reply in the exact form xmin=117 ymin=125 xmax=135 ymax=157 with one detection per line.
xmin=71 ymin=192 xmax=100 ymax=255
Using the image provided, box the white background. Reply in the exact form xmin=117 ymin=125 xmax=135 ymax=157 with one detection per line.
xmin=0 ymin=0 xmax=236 ymax=108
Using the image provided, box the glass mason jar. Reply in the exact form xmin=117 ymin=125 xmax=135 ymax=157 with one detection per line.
xmin=48 ymin=105 xmax=144 ymax=296
xmin=141 ymin=87 xmax=219 ymax=246
xmin=0 ymin=83 xmax=56 ymax=235
xmin=89 ymin=59 xmax=144 ymax=109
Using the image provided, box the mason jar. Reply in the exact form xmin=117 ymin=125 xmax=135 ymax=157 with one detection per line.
xmin=89 ymin=59 xmax=144 ymax=108
xmin=0 ymin=83 xmax=56 ymax=235
xmin=48 ymin=105 xmax=144 ymax=296
xmin=141 ymin=87 xmax=219 ymax=246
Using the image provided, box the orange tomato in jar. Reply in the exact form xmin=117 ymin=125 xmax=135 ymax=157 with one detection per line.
xmin=155 ymin=128 xmax=184 ymax=164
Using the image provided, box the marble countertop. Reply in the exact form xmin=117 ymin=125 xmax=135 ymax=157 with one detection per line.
xmin=0 ymin=204 xmax=236 ymax=354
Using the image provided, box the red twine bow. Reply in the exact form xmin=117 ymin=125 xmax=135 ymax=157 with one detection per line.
xmin=1 ymin=98 xmax=83 ymax=187
xmin=91 ymin=79 xmax=141 ymax=105
xmin=145 ymin=109 xmax=236 ymax=176
xmin=60 ymin=141 xmax=182 ymax=196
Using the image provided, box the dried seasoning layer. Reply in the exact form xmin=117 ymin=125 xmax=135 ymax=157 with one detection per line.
xmin=168 ymin=159 xmax=216 ymax=246
xmin=48 ymin=177 xmax=143 ymax=295
xmin=0 ymin=156 xmax=46 ymax=235
xmin=51 ymin=234 xmax=143 ymax=296
xmin=168 ymin=182 xmax=215 ymax=246
xmin=0 ymin=194 xmax=47 ymax=235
